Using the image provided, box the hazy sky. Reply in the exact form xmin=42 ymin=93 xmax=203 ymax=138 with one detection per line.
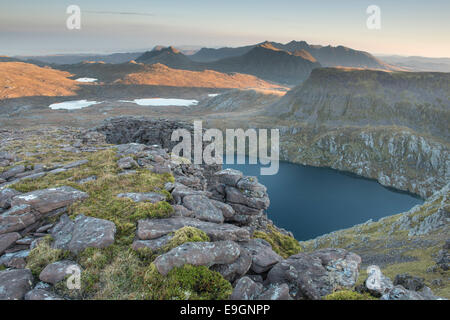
xmin=1 ymin=0 xmax=449 ymax=57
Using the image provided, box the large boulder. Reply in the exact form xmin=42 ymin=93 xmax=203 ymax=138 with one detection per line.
xmin=182 ymin=195 xmax=224 ymax=223
xmin=0 ymin=269 xmax=33 ymax=300
xmin=266 ymin=248 xmax=361 ymax=300
xmin=39 ymin=260 xmax=80 ymax=285
xmin=137 ymin=217 xmax=250 ymax=242
xmin=239 ymin=239 xmax=282 ymax=274
xmin=51 ymin=214 xmax=116 ymax=253
xmin=154 ymin=241 xmax=240 ymax=275
xmin=11 ymin=186 xmax=88 ymax=215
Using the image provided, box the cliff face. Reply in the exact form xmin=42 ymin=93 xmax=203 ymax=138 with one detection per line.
xmin=271 ymin=69 xmax=450 ymax=140
xmin=279 ymin=125 xmax=449 ymax=199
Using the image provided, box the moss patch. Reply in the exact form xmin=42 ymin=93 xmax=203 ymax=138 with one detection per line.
xmin=324 ymin=290 xmax=377 ymax=300
xmin=253 ymin=225 xmax=302 ymax=258
xmin=144 ymin=264 xmax=233 ymax=300
xmin=26 ymin=236 xmax=72 ymax=277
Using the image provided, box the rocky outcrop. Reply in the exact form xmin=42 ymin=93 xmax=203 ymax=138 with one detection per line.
xmin=280 ymin=125 xmax=449 ymax=198
xmin=266 ymin=248 xmax=361 ymax=300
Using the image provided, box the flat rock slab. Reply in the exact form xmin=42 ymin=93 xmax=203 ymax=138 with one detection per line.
xmin=63 ymin=160 xmax=89 ymax=169
xmin=51 ymin=214 xmax=116 ymax=253
xmin=132 ymin=234 xmax=174 ymax=252
xmin=154 ymin=240 xmax=241 ymax=275
xmin=182 ymin=195 xmax=224 ymax=223
xmin=39 ymin=260 xmax=80 ymax=284
xmin=11 ymin=186 xmax=88 ymax=214
xmin=225 ymin=186 xmax=270 ymax=210
xmin=117 ymin=192 xmax=166 ymax=203
xmin=0 ymin=205 xmax=35 ymax=235
xmin=137 ymin=217 xmax=250 ymax=242
xmin=0 ymin=232 xmax=21 ymax=255
xmin=0 ymin=269 xmax=34 ymax=300
xmin=214 ymin=169 xmax=243 ymax=187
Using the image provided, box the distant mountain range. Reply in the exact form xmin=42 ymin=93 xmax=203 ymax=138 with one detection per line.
xmin=9 ymin=40 xmax=418 ymax=86
xmin=190 ymin=40 xmax=401 ymax=71
xmin=376 ymin=55 xmax=450 ymax=72
xmin=135 ymin=44 xmax=320 ymax=85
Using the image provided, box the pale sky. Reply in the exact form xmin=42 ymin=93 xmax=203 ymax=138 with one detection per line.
xmin=1 ymin=0 xmax=449 ymax=57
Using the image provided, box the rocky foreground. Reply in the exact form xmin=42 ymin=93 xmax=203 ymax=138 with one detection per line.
xmin=0 ymin=118 xmax=447 ymax=300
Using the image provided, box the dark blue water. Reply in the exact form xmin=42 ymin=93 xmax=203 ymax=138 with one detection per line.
xmin=224 ymin=160 xmax=423 ymax=241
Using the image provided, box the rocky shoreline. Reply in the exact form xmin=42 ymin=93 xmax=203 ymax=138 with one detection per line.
xmin=0 ymin=118 xmax=447 ymax=300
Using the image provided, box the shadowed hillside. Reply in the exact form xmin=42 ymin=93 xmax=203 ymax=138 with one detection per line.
xmin=269 ymin=68 xmax=450 ymax=139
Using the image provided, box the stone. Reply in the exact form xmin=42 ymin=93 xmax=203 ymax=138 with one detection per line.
xmin=172 ymin=204 xmax=194 ymax=217
xmin=77 ymin=175 xmax=97 ymax=184
xmin=211 ymin=200 xmax=235 ymax=220
xmin=211 ymin=249 xmax=252 ymax=282
xmin=394 ymin=273 xmax=425 ymax=291
xmin=0 ymin=269 xmax=33 ymax=300
xmin=137 ymin=217 xmax=250 ymax=242
xmin=51 ymin=214 xmax=116 ymax=253
xmin=360 ymin=268 xmax=394 ymax=297
xmin=309 ymin=248 xmax=361 ymax=289
xmin=171 ymin=183 xmax=210 ymax=204
xmin=225 ymin=186 xmax=270 ymax=210
xmin=0 ymin=232 xmax=21 ymax=255
xmin=0 ymin=250 xmax=29 ymax=268
xmin=39 ymin=260 xmax=80 ymax=284
xmin=381 ymin=285 xmax=426 ymax=300
xmin=239 ymin=239 xmax=282 ymax=274
xmin=266 ymin=249 xmax=361 ymax=300
xmin=154 ymin=241 xmax=240 ymax=275
xmin=51 ymin=214 xmax=75 ymax=249
xmin=11 ymin=186 xmax=88 ymax=215
xmin=132 ymin=234 xmax=174 ymax=252
xmin=25 ymin=288 xmax=63 ymax=300
xmin=117 ymin=156 xmax=138 ymax=170
xmin=182 ymin=195 xmax=224 ymax=223
xmin=257 ymin=283 xmax=292 ymax=300
xmin=0 ymin=205 xmax=35 ymax=235
xmin=230 ymin=277 xmax=263 ymax=300
xmin=236 ymin=176 xmax=267 ymax=196
xmin=0 ymin=165 xmax=25 ymax=180
xmin=63 ymin=159 xmax=89 ymax=169
xmin=214 ymin=169 xmax=243 ymax=187
xmin=117 ymin=192 xmax=166 ymax=203
xmin=0 ymin=188 xmax=21 ymax=209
